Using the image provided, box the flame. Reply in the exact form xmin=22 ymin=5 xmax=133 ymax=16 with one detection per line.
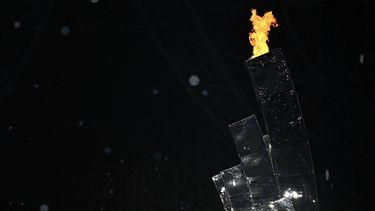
xmin=249 ymin=9 xmax=278 ymax=58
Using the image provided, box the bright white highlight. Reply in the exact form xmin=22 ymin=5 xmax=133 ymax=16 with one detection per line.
xmin=283 ymin=189 xmax=303 ymax=199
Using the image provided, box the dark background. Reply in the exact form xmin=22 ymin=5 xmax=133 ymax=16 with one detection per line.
xmin=1 ymin=0 xmax=375 ymax=210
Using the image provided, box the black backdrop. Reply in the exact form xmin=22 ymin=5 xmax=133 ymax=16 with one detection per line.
xmin=1 ymin=0 xmax=375 ymax=210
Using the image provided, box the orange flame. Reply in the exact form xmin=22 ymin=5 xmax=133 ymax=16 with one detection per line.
xmin=249 ymin=9 xmax=278 ymax=58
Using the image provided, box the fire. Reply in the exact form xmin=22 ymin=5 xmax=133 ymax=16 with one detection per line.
xmin=249 ymin=9 xmax=278 ymax=58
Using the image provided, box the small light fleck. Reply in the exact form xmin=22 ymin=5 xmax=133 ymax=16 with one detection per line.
xmin=14 ymin=21 xmax=21 ymax=29
xmin=104 ymin=147 xmax=112 ymax=155
xmin=152 ymin=88 xmax=159 ymax=95
xmin=40 ymin=204 xmax=49 ymax=211
xmin=77 ymin=120 xmax=84 ymax=127
xmin=188 ymin=75 xmax=200 ymax=86
xmin=61 ymin=26 xmax=71 ymax=35
xmin=201 ymin=89 xmax=208 ymax=96
xmin=325 ymin=169 xmax=330 ymax=181
xmin=359 ymin=54 xmax=364 ymax=64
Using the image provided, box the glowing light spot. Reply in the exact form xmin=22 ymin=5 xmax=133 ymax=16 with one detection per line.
xmin=291 ymin=191 xmax=302 ymax=199
xmin=61 ymin=26 xmax=71 ymax=35
xmin=188 ymin=75 xmax=200 ymax=86
xmin=78 ymin=120 xmax=84 ymax=127
xmin=104 ymin=147 xmax=112 ymax=155
xmin=14 ymin=21 xmax=21 ymax=29
xmin=283 ymin=191 xmax=290 ymax=198
xmin=40 ymin=204 xmax=49 ymax=211
xmin=359 ymin=54 xmax=364 ymax=64
xmin=201 ymin=89 xmax=208 ymax=96
xmin=152 ymin=88 xmax=159 ymax=95
xmin=283 ymin=189 xmax=302 ymax=199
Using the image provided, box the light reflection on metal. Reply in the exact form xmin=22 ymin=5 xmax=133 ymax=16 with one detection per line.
xmin=212 ymin=49 xmax=319 ymax=211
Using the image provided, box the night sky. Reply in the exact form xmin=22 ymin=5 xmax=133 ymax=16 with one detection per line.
xmin=1 ymin=0 xmax=375 ymax=211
